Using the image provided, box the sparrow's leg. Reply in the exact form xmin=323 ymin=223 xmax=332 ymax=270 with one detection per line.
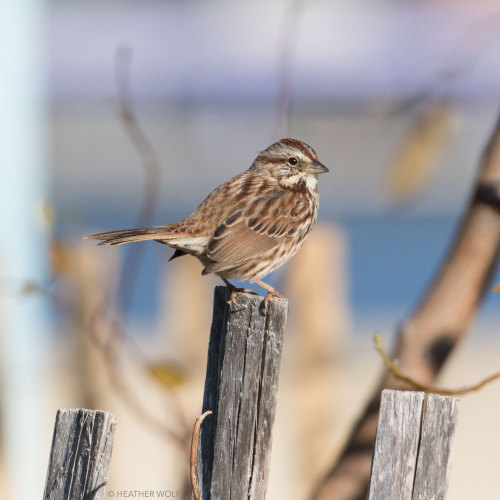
xmin=221 ymin=278 xmax=257 ymax=305
xmin=253 ymin=279 xmax=284 ymax=308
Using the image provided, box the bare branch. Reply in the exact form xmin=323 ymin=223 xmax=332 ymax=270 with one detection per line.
xmin=312 ymin=111 xmax=500 ymax=500
xmin=274 ymin=0 xmax=310 ymax=138
xmin=114 ymin=46 xmax=163 ymax=316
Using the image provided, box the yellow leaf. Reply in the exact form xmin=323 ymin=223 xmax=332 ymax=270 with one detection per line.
xmin=50 ymin=240 xmax=73 ymax=276
xmin=148 ymin=363 xmax=186 ymax=389
xmin=35 ymin=199 xmax=56 ymax=230
xmin=387 ymin=102 xmax=455 ymax=202
xmin=19 ymin=282 xmax=40 ymax=295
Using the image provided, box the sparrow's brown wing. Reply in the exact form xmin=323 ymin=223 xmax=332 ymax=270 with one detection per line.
xmin=202 ymin=190 xmax=298 ymax=274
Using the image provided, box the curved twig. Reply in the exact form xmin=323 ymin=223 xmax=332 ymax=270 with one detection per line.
xmin=190 ymin=410 xmax=213 ymax=500
xmin=374 ymin=333 xmax=500 ymax=396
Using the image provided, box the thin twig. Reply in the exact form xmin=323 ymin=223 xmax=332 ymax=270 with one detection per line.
xmin=388 ymin=12 xmax=500 ymax=116
xmin=274 ymin=0 xmax=310 ymax=138
xmin=190 ymin=410 xmax=212 ymax=500
xmin=99 ymin=338 xmax=190 ymax=450
xmin=86 ymin=310 xmax=191 ymax=449
xmin=114 ymin=46 xmax=163 ymax=318
xmin=91 ymin=314 xmax=190 ymax=449
xmin=31 ymin=283 xmax=190 ymax=450
xmin=87 ymin=301 xmax=192 ymax=432
xmin=374 ymin=333 xmax=500 ymax=396
xmin=111 ymin=47 xmax=193 ymax=441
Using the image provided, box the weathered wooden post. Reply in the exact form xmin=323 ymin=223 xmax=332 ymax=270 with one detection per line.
xmin=194 ymin=286 xmax=288 ymax=500
xmin=368 ymin=389 xmax=459 ymax=500
xmin=43 ymin=409 xmax=117 ymax=500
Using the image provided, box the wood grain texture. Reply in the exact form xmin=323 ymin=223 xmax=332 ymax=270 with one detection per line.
xmin=43 ymin=409 xmax=117 ymax=500
xmin=412 ymin=394 xmax=459 ymax=500
xmin=368 ymin=390 xmax=425 ymax=500
xmin=195 ymin=286 xmax=288 ymax=500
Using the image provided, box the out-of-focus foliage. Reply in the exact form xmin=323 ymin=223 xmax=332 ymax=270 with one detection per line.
xmin=148 ymin=363 xmax=186 ymax=389
xmin=386 ymin=102 xmax=455 ymax=202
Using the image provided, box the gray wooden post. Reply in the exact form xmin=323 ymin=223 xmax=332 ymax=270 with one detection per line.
xmin=368 ymin=390 xmax=425 ymax=499
xmin=412 ymin=393 xmax=459 ymax=499
xmin=43 ymin=409 xmax=117 ymax=500
xmin=368 ymin=389 xmax=459 ymax=500
xmin=195 ymin=286 xmax=288 ymax=500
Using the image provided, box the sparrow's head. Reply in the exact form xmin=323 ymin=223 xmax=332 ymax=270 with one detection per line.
xmin=252 ymin=138 xmax=328 ymax=190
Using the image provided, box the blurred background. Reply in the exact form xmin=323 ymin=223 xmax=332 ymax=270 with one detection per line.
xmin=2 ymin=0 xmax=500 ymax=498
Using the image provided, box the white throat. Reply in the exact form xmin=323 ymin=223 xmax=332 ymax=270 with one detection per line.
xmin=304 ymin=175 xmax=318 ymax=191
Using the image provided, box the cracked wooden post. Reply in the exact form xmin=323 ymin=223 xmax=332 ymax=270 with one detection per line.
xmin=368 ymin=390 xmax=459 ymax=500
xmin=194 ymin=286 xmax=288 ymax=500
xmin=43 ymin=409 xmax=117 ymax=500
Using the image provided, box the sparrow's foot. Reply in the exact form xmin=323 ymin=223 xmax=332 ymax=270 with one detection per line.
xmin=263 ymin=289 xmax=284 ymax=308
xmin=221 ymin=279 xmax=257 ymax=307
xmin=254 ymin=280 xmax=284 ymax=311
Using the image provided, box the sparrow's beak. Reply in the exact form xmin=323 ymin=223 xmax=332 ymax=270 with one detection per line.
xmin=310 ymin=160 xmax=329 ymax=175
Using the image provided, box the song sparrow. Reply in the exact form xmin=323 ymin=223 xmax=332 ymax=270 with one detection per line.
xmin=86 ymin=138 xmax=328 ymax=305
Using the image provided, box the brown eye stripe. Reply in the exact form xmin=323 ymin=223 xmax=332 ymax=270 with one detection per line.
xmin=257 ymin=154 xmax=284 ymax=164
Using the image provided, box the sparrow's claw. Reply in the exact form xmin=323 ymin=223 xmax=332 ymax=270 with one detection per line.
xmin=253 ymin=279 xmax=284 ymax=312
xmin=223 ymin=278 xmax=283 ymax=312
xmin=222 ymin=279 xmax=256 ymax=308
xmin=228 ymin=289 xmax=241 ymax=307
xmin=263 ymin=289 xmax=284 ymax=311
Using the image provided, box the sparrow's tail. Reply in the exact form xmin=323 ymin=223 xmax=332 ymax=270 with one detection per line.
xmin=84 ymin=223 xmax=185 ymax=246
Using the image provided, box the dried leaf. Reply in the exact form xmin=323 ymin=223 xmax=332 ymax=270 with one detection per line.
xmin=493 ymin=283 xmax=500 ymax=293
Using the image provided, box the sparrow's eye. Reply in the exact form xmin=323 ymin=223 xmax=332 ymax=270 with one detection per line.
xmin=287 ymin=157 xmax=298 ymax=166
